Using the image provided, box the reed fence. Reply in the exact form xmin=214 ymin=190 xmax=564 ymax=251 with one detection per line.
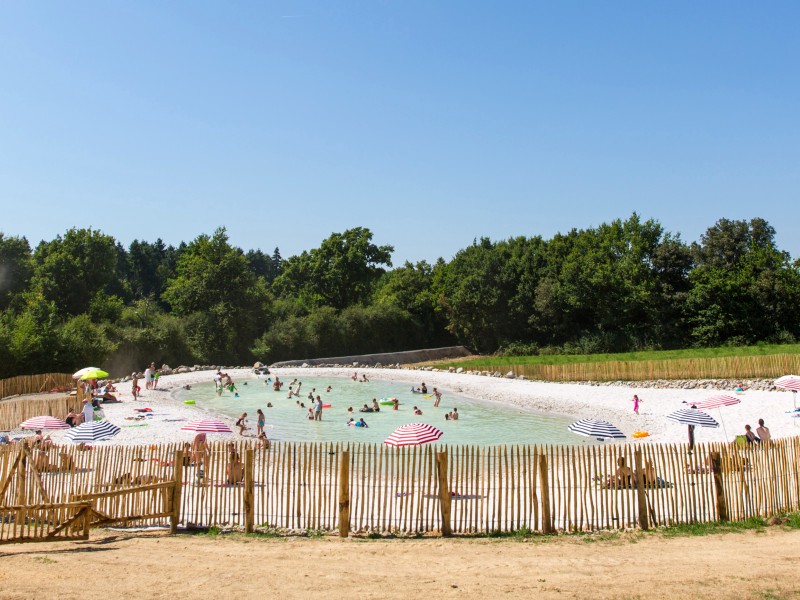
xmin=0 ymin=373 xmax=74 ymax=399
xmin=1 ymin=437 xmax=799 ymax=536
xmin=488 ymin=353 xmax=800 ymax=382
xmin=0 ymin=396 xmax=74 ymax=432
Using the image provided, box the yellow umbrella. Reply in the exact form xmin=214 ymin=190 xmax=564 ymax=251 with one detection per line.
xmin=79 ymin=368 xmax=109 ymax=380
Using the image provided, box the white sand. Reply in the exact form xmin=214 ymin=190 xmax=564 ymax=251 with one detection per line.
xmin=34 ymin=367 xmax=800 ymax=446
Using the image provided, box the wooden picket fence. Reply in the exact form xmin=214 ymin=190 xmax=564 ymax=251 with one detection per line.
xmin=489 ymin=353 xmax=800 ymax=382
xmin=0 ymin=373 xmax=74 ymax=399
xmin=1 ymin=437 xmax=799 ymax=536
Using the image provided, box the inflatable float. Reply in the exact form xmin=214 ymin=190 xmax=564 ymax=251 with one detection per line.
xmin=632 ymin=431 xmax=650 ymax=439
xmin=183 ymin=400 xmax=196 ymax=405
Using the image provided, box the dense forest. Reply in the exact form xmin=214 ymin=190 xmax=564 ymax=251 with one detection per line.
xmin=0 ymin=214 xmax=799 ymax=378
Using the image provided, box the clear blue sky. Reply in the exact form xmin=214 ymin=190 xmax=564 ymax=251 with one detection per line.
xmin=1 ymin=1 xmax=798 ymax=264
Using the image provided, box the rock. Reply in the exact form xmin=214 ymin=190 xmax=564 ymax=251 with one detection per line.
xmin=505 ymin=371 xmax=516 ymax=379
xmin=456 ymin=367 xmax=464 ymax=374
xmin=353 ymin=362 xmax=359 ymax=367
xmin=302 ymin=363 xmax=309 ymax=368
xmin=160 ymin=364 xmax=173 ymax=375
xmin=254 ymin=361 xmax=264 ymax=369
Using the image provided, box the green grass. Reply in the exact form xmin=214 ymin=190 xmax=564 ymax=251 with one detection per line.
xmin=433 ymin=343 xmax=800 ymax=369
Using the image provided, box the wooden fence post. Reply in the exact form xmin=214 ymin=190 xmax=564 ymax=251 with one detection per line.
xmin=538 ymin=452 xmax=553 ymax=534
xmin=711 ymin=451 xmax=728 ymax=522
xmin=244 ymin=448 xmax=255 ymax=534
xmin=338 ymin=450 xmax=350 ymax=538
xmin=437 ymin=449 xmax=452 ymax=537
xmin=170 ymin=450 xmax=184 ymax=534
xmin=634 ymin=449 xmax=649 ymax=531
xmin=16 ymin=448 xmax=27 ymax=506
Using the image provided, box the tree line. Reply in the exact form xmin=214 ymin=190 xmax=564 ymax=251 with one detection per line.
xmin=0 ymin=214 xmax=798 ymax=378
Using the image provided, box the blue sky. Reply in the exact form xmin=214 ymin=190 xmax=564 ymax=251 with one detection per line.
xmin=1 ymin=1 xmax=798 ymax=264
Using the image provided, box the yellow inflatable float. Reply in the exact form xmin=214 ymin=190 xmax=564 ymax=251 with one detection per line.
xmin=632 ymin=431 xmax=649 ymax=439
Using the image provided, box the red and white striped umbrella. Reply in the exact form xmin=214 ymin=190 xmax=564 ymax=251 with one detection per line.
xmin=384 ymin=423 xmax=443 ymax=447
xmin=775 ymin=375 xmax=800 ymax=391
xmin=180 ymin=419 xmax=232 ymax=434
xmin=775 ymin=375 xmax=800 ymax=409
xmin=689 ymin=395 xmax=741 ymax=410
xmin=19 ymin=416 xmax=70 ymax=430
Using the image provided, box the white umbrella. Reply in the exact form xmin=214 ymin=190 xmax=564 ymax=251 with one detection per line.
xmin=568 ymin=419 xmax=626 ymax=442
xmin=64 ymin=420 xmax=121 ymax=443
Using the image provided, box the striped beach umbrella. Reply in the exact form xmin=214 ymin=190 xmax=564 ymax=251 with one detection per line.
xmin=689 ymin=395 xmax=741 ymax=410
xmin=666 ymin=409 xmax=719 ymax=428
xmin=181 ymin=419 xmax=232 ymax=434
xmin=568 ymin=419 xmax=626 ymax=441
xmin=775 ymin=375 xmax=800 ymax=409
xmin=384 ymin=423 xmax=443 ymax=447
xmin=686 ymin=395 xmax=740 ymax=439
xmin=19 ymin=416 xmax=70 ymax=430
xmin=64 ymin=420 xmax=121 ymax=443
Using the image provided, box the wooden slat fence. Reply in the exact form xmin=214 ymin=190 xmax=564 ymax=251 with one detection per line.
xmin=0 ymin=396 xmax=75 ymax=432
xmin=0 ymin=373 xmax=74 ymax=399
xmin=1 ymin=438 xmax=799 ymax=535
xmin=483 ymin=353 xmax=800 ymax=382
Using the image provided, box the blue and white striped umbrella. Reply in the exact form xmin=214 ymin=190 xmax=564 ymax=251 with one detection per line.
xmin=666 ymin=409 xmax=719 ymax=428
xmin=568 ymin=419 xmax=626 ymax=441
xmin=64 ymin=420 xmax=121 ymax=443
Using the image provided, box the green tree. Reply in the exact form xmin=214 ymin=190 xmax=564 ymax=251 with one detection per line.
xmin=31 ymin=228 xmax=120 ymax=317
xmin=0 ymin=233 xmax=33 ymax=311
xmin=162 ymin=227 xmax=272 ymax=363
xmin=273 ymin=227 xmax=393 ymax=309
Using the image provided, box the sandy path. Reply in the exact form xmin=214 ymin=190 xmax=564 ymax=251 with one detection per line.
xmin=1 ymin=528 xmax=799 ymax=599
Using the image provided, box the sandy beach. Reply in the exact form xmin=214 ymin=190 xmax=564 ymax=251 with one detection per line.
xmin=10 ymin=367 xmax=797 ymax=447
xmin=1 ymin=527 xmax=799 ymax=599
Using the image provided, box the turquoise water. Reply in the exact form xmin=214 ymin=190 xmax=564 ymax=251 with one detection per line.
xmin=175 ymin=376 xmax=582 ymax=446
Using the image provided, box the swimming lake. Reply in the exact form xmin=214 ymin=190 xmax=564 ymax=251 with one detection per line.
xmin=175 ymin=375 xmax=588 ymax=446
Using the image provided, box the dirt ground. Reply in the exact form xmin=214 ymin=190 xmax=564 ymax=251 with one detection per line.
xmin=1 ymin=528 xmax=800 ymax=599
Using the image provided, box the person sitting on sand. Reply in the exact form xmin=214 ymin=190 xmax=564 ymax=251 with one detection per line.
xmin=635 ymin=460 xmax=658 ymax=487
xmin=744 ymin=424 xmax=760 ymax=444
xmin=609 ymin=457 xmax=633 ymax=489
xmin=226 ymin=443 xmax=244 ymax=484
xmin=256 ymin=431 xmax=271 ymax=450
xmin=756 ymin=419 xmax=770 ymax=443
xmin=414 ymin=406 xmax=422 ymax=415
xmin=65 ymin=409 xmax=80 ymax=427
xmin=235 ymin=413 xmax=248 ymax=435
xmin=104 ymin=381 xmax=117 ymax=393
xmin=371 ymin=399 xmax=380 ymax=412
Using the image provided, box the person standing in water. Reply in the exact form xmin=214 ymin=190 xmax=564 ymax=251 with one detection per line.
xmin=433 ymin=388 xmax=442 ymax=408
